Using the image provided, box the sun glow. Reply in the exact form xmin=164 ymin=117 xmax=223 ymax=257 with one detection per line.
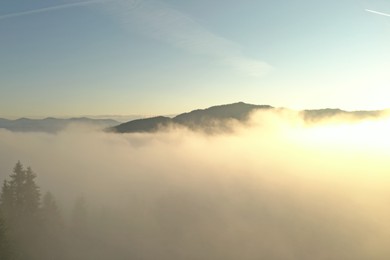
xmin=298 ymin=115 xmax=390 ymax=160
xmin=307 ymin=117 xmax=389 ymax=143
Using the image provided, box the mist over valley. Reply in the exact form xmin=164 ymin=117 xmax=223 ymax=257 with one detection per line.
xmin=1 ymin=103 xmax=390 ymax=259
xmin=1 ymin=0 xmax=389 ymax=258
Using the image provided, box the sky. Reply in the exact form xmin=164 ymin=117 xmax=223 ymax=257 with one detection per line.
xmin=0 ymin=0 xmax=389 ymax=118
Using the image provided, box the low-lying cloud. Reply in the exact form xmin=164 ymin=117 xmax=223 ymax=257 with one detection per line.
xmin=1 ymin=110 xmax=390 ymax=259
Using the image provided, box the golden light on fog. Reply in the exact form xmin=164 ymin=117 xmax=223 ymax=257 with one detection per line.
xmin=1 ymin=110 xmax=390 ymax=259
xmin=304 ymin=116 xmax=390 ymax=150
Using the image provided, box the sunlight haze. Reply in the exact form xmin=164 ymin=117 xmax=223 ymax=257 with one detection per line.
xmin=1 ymin=1 xmax=390 ymax=260
xmin=1 ymin=0 xmax=389 ymax=117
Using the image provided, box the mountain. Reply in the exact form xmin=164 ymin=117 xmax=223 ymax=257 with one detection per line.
xmin=111 ymin=102 xmax=389 ymax=133
xmin=0 ymin=117 xmax=119 ymax=133
xmin=113 ymin=116 xmax=173 ymax=133
xmin=174 ymin=102 xmax=272 ymax=126
xmin=2 ymin=103 xmax=386 ymax=134
xmin=112 ymin=102 xmax=273 ymax=133
xmin=301 ymin=108 xmax=385 ymax=122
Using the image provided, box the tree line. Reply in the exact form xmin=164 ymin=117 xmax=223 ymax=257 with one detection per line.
xmin=0 ymin=162 xmax=88 ymax=260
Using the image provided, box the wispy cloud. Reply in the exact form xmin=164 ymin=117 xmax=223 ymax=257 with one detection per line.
xmin=365 ymin=9 xmax=390 ymax=18
xmin=101 ymin=0 xmax=272 ymax=77
xmin=0 ymin=0 xmax=272 ymax=77
xmin=0 ymin=0 xmax=106 ymax=20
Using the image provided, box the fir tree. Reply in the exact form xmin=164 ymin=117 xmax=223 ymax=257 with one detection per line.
xmin=42 ymin=192 xmax=62 ymax=229
xmin=0 ymin=162 xmax=41 ymax=221
xmin=23 ymin=167 xmax=41 ymax=217
xmin=0 ymin=214 xmax=13 ymax=260
xmin=0 ymin=162 xmax=43 ymax=260
xmin=0 ymin=180 xmax=14 ymax=221
xmin=9 ymin=161 xmax=26 ymax=220
xmin=41 ymin=192 xmax=68 ymax=260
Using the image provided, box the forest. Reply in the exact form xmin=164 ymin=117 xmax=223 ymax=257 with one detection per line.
xmin=0 ymin=162 xmax=88 ymax=260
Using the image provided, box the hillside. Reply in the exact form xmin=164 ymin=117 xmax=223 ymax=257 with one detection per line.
xmin=112 ymin=102 xmax=388 ymax=133
xmin=111 ymin=102 xmax=272 ymax=133
xmin=0 ymin=117 xmax=119 ymax=133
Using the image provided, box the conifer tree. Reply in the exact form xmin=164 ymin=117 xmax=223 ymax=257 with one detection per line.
xmin=9 ymin=161 xmax=26 ymax=220
xmin=23 ymin=167 xmax=41 ymax=217
xmin=42 ymin=192 xmax=62 ymax=229
xmin=41 ymin=192 xmax=68 ymax=260
xmin=0 ymin=162 xmax=41 ymax=221
xmin=0 ymin=214 xmax=13 ymax=260
xmin=0 ymin=162 xmax=42 ymax=260
xmin=0 ymin=180 xmax=13 ymax=221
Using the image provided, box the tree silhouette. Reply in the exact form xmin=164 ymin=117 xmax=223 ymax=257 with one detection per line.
xmin=0 ymin=214 xmax=13 ymax=260
xmin=23 ymin=167 xmax=41 ymax=217
xmin=0 ymin=180 xmax=13 ymax=221
xmin=0 ymin=162 xmax=44 ymax=260
xmin=40 ymin=192 xmax=68 ymax=260
xmin=0 ymin=162 xmax=41 ymax=218
xmin=9 ymin=161 xmax=26 ymax=220
xmin=0 ymin=162 xmax=41 ymax=229
xmin=42 ymin=192 xmax=62 ymax=227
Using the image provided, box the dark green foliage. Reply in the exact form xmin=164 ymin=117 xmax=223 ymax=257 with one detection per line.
xmin=1 ymin=162 xmax=41 ymax=230
xmin=9 ymin=162 xmax=26 ymax=220
xmin=0 ymin=162 xmax=117 ymax=260
xmin=0 ymin=162 xmax=51 ymax=260
xmin=23 ymin=167 xmax=41 ymax=217
xmin=0 ymin=214 xmax=13 ymax=260
xmin=0 ymin=181 xmax=13 ymax=220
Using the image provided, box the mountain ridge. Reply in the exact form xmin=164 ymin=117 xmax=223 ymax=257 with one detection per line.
xmin=0 ymin=117 xmax=119 ymax=133
xmin=111 ymin=102 xmax=388 ymax=133
xmin=1 ymin=102 xmax=388 ymax=134
xmin=111 ymin=102 xmax=273 ymax=133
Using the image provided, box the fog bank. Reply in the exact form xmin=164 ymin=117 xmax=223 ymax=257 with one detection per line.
xmin=1 ymin=111 xmax=390 ymax=259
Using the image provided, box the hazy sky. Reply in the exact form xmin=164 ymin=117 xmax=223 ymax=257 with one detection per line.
xmin=0 ymin=0 xmax=389 ymax=117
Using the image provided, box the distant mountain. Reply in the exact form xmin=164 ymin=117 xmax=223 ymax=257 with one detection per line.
xmin=111 ymin=102 xmax=389 ymax=133
xmin=174 ymin=102 xmax=272 ymax=126
xmin=112 ymin=102 xmax=273 ymax=133
xmin=301 ymin=108 xmax=385 ymax=122
xmin=0 ymin=117 xmax=119 ymax=133
xmin=114 ymin=116 xmax=173 ymax=133
xmin=2 ymin=103 xmax=386 ymax=134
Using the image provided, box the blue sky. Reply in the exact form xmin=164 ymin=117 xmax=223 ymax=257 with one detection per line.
xmin=0 ymin=0 xmax=389 ymax=117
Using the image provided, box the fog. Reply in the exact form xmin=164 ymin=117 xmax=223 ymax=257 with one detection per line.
xmin=1 ymin=110 xmax=390 ymax=259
